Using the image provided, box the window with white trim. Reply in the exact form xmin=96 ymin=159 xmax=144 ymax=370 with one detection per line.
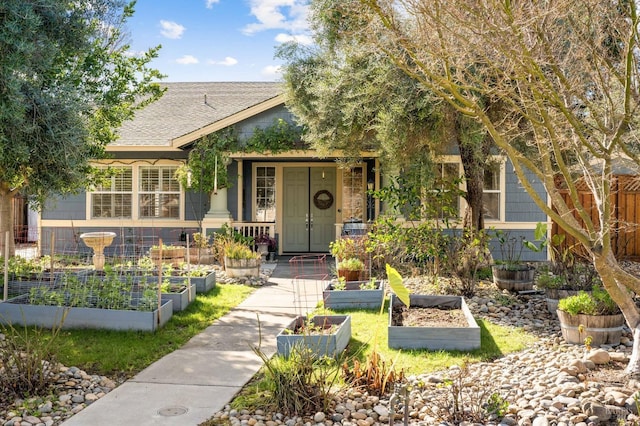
xmin=343 ymin=166 xmax=364 ymax=221
xmin=139 ymin=166 xmax=180 ymax=219
xmin=255 ymin=166 xmax=276 ymax=222
xmin=91 ymin=167 xmax=132 ymax=218
xmin=433 ymin=162 xmax=461 ymax=219
xmin=434 ymin=158 xmax=504 ymax=222
xmin=483 ymin=166 xmax=501 ymax=221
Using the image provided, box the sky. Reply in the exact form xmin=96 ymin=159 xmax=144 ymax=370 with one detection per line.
xmin=125 ymin=0 xmax=312 ymax=82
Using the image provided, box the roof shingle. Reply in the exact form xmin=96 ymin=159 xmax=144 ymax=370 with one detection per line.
xmin=114 ymin=82 xmax=283 ymax=147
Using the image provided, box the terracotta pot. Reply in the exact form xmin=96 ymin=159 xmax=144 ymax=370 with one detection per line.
xmin=337 ymin=269 xmax=361 ymax=282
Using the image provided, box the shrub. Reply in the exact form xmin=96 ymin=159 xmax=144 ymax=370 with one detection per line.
xmin=0 ymin=315 xmax=66 ymax=403
xmin=558 ymin=286 xmax=620 ymax=316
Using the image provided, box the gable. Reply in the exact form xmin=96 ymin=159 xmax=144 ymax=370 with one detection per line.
xmin=110 ymin=82 xmax=283 ymax=151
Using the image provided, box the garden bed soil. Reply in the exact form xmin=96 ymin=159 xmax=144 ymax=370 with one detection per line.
xmin=392 ymin=305 xmax=468 ymax=328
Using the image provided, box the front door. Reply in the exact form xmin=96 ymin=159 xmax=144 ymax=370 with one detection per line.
xmin=282 ymin=167 xmax=336 ymax=252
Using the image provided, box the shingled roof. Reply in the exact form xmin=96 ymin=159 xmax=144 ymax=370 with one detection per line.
xmin=113 ymin=82 xmax=283 ymax=147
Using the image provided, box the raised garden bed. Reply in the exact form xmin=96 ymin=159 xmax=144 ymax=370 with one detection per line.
xmin=388 ymin=294 xmax=480 ymax=351
xmin=322 ymin=280 xmax=384 ymax=310
xmin=276 ymin=315 xmax=351 ymax=358
xmin=0 ymin=295 xmax=173 ymax=331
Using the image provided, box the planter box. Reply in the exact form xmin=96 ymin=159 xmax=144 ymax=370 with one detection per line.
xmin=277 ymin=315 xmax=351 ymax=358
xmin=161 ymin=283 xmax=196 ymax=312
xmin=556 ymin=309 xmax=625 ymax=346
xmin=388 ymin=294 xmax=480 ymax=351
xmin=0 ymin=295 xmax=173 ymax=331
xmin=188 ymin=271 xmax=216 ymax=293
xmin=224 ymin=257 xmax=260 ymax=278
xmin=491 ymin=265 xmax=535 ymax=292
xmin=131 ymin=270 xmax=215 ymax=294
xmin=323 ymin=280 xmax=384 ymax=310
xmin=150 ymin=247 xmax=186 ymax=267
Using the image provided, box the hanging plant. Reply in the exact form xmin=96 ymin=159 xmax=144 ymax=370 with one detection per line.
xmin=175 ymin=128 xmax=237 ymax=193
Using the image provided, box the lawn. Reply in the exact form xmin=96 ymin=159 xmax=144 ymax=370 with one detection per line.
xmin=45 ymin=284 xmax=254 ymax=377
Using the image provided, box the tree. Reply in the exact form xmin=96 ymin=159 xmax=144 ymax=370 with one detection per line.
xmin=277 ymin=0 xmax=494 ymax=230
xmin=350 ymin=0 xmax=640 ymax=375
xmin=0 ymin=0 xmax=164 ymax=256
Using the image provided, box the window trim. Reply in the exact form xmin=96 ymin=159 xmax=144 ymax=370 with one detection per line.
xmin=252 ymin=164 xmax=277 ymax=222
xmin=88 ymin=161 xmax=184 ymax=221
xmin=437 ymin=155 xmax=506 ymax=223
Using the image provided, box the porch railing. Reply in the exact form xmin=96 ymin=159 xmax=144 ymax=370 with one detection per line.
xmin=232 ymin=222 xmax=276 ymax=240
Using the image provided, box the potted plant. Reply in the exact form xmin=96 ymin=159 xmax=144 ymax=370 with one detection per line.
xmin=556 ymin=285 xmax=624 ymax=346
xmin=223 ymin=241 xmax=261 ymax=278
xmin=336 ymin=257 xmax=364 ymax=282
xmin=255 ymin=234 xmax=276 ymax=261
xmin=537 ymin=261 xmax=600 ymax=313
xmin=329 ymin=237 xmax=367 ymax=265
xmin=490 ymin=230 xmax=536 ymax=291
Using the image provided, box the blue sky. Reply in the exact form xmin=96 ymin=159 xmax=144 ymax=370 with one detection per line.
xmin=126 ymin=0 xmax=312 ymax=82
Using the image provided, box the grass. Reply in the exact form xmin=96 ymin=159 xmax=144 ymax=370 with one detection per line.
xmin=228 ymin=298 xmax=536 ymax=413
xmin=335 ymin=300 xmax=535 ymax=375
xmin=33 ymin=284 xmax=254 ymax=377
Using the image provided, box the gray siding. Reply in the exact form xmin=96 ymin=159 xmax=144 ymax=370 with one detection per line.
xmin=42 ymin=194 xmax=86 ymax=220
xmin=235 ymin=105 xmax=296 ymax=141
xmin=504 ymin=160 xmax=546 ymax=223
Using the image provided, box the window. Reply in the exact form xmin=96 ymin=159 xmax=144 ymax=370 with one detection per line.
xmin=255 ymin=166 xmax=276 ymax=222
xmin=91 ymin=167 xmax=132 ymax=218
xmin=433 ymin=163 xmax=461 ymax=219
xmin=483 ymin=167 xmax=501 ymax=221
xmin=433 ymin=158 xmax=504 ymax=222
xmin=139 ymin=166 xmax=180 ymax=218
xmin=342 ymin=167 xmax=364 ymax=221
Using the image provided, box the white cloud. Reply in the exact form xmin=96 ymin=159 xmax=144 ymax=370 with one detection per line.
xmin=205 ymin=0 xmax=220 ymax=8
xmin=275 ymin=33 xmax=313 ymax=46
xmin=176 ymin=55 xmax=199 ymax=65
xmin=208 ymin=57 xmax=239 ymax=66
xmin=242 ymin=0 xmax=309 ymax=35
xmin=262 ymin=64 xmax=282 ymax=77
xmin=160 ymin=20 xmax=185 ymax=39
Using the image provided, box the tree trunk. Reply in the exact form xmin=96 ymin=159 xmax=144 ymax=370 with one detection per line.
xmin=0 ymin=189 xmax=16 ymax=257
xmin=592 ymin=251 xmax=640 ymax=376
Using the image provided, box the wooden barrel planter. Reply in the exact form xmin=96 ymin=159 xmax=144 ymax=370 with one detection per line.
xmin=224 ymin=257 xmax=260 ymax=278
xmin=556 ymin=310 xmax=625 ymax=346
xmin=491 ymin=265 xmax=535 ymax=292
xmin=545 ymin=289 xmax=584 ymax=314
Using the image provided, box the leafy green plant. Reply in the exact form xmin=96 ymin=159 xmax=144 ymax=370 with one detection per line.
xmin=337 ymin=257 xmax=364 ymax=272
xmin=224 ymin=241 xmax=260 ymax=260
xmin=329 ymin=237 xmax=367 ymax=261
xmin=333 ymin=277 xmax=346 ymax=291
xmin=558 ymin=285 xmax=621 ymax=316
xmin=359 ymin=278 xmax=378 ymax=290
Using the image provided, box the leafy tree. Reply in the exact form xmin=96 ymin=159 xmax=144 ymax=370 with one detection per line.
xmin=351 ymin=0 xmax=640 ymax=375
xmin=0 ymin=0 xmax=164 ymax=256
xmin=277 ymin=0 xmax=495 ymax=230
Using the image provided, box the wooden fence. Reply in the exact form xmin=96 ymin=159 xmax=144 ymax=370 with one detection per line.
xmin=552 ymin=175 xmax=640 ymax=260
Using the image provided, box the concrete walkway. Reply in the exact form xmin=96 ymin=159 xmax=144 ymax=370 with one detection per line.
xmin=61 ymin=259 xmax=329 ymax=426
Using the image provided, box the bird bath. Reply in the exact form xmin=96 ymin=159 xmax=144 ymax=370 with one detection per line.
xmin=80 ymin=232 xmax=116 ymax=271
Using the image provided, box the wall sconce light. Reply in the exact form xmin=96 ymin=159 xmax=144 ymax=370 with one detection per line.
xmin=367 ymin=179 xmax=374 ymax=191
xmin=322 ymin=168 xmax=325 ymax=179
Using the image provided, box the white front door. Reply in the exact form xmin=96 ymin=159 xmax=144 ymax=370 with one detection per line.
xmin=282 ymin=167 xmax=336 ymax=252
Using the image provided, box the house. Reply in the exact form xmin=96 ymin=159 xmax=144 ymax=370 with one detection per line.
xmin=38 ymin=82 xmax=547 ymax=260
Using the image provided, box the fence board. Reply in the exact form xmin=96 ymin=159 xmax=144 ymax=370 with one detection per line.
xmin=553 ymin=175 xmax=640 ymax=260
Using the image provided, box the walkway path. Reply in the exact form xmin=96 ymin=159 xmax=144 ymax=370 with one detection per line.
xmin=61 ymin=259 xmax=327 ymax=426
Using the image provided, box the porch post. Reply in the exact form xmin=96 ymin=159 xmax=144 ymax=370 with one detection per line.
xmin=202 ymin=188 xmax=232 ymax=233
